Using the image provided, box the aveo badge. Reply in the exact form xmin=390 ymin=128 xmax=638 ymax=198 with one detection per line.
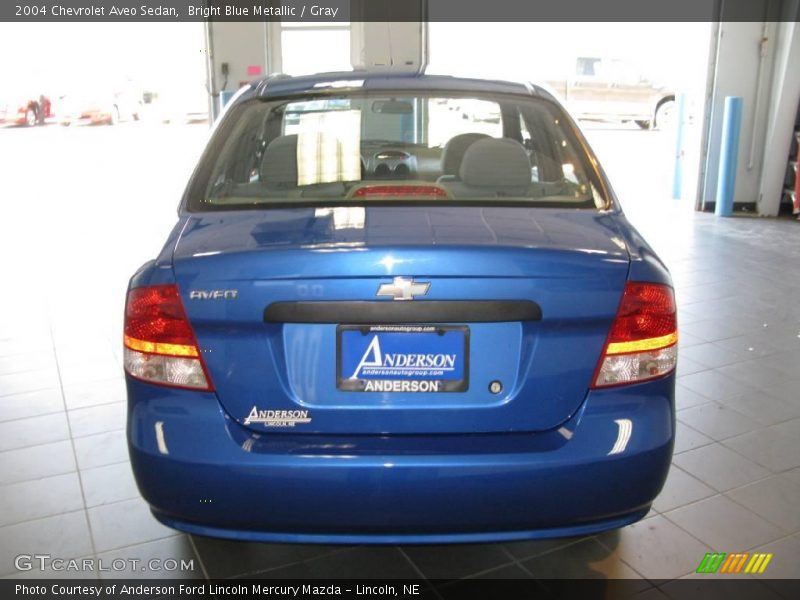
xmin=337 ymin=325 xmax=469 ymax=393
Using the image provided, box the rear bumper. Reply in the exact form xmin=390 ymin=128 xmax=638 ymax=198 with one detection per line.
xmin=127 ymin=376 xmax=674 ymax=544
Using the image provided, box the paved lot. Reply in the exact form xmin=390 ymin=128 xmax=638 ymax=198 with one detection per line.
xmin=1 ymin=122 xmax=799 ymax=591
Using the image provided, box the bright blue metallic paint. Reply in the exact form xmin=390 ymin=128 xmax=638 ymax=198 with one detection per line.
xmin=155 ymin=511 xmax=651 ymax=545
xmin=172 ymin=208 xmax=627 ymax=259
xmin=127 ymin=372 xmax=673 ymax=543
xmin=611 ymin=216 xmax=672 ymax=286
xmin=126 ymin=73 xmax=676 ymax=542
xmin=169 ymin=207 xmax=632 ymax=435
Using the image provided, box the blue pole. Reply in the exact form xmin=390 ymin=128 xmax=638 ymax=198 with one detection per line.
xmin=715 ymin=96 xmax=743 ymax=217
xmin=672 ymin=94 xmax=687 ymax=200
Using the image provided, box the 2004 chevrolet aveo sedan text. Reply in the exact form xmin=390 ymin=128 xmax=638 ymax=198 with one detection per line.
xmin=124 ymin=72 xmax=677 ymax=544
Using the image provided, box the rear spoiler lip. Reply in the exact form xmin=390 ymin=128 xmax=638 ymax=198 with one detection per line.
xmin=264 ymin=300 xmax=542 ymax=324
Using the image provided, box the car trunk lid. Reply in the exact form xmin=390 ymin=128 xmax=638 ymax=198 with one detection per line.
xmin=171 ymin=206 xmax=629 ymax=434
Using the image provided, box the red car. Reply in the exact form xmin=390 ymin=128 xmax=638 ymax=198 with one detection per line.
xmin=0 ymin=95 xmax=52 ymax=126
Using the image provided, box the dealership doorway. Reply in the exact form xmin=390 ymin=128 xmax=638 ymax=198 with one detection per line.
xmin=428 ymin=22 xmax=714 ymax=219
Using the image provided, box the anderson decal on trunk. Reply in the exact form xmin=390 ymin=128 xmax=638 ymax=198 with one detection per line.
xmin=244 ymin=407 xmax=312 ymax=427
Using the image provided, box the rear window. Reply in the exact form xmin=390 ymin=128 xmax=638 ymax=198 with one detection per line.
xmin=189 ymin=91 xmax=608 ymax=211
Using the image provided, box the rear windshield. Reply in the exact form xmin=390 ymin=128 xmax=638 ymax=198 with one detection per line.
xmin=188 ymin=91 xmax=609 ymax=211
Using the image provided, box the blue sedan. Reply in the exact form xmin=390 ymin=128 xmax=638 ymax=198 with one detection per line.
xmin=124 ymin=72 xmax=677 ymax=544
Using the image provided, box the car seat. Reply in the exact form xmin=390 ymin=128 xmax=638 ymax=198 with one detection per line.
xmin=436 ymin=133 xmax=490 ymax=183
xmin=445 ymin=138 xmax=532 ymax=198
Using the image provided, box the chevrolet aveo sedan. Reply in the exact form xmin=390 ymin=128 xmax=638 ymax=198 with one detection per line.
xmin=124 ymin=72 xmax=677 ymax=543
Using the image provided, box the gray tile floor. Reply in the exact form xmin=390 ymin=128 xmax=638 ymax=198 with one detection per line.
xmin=1 ymin=123 xmax=799 ymax=587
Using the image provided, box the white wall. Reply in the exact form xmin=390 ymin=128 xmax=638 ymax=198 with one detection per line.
xmin=205 ymin=22 xmax=269 ymax=101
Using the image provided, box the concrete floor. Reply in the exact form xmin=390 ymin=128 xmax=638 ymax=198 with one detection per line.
xmin=1 ymin=122 xmax=799 ymax=589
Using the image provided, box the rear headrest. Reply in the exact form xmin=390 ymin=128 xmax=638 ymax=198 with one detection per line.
xmin=459 ymin=138 xmax=531 ymax=188
xmin=261 ymin=134 xmax=298 ymax=186
xmin=440 ymin=133 xmax=490 ymax=176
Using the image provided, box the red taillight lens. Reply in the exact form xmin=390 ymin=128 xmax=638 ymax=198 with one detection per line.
xmin=351 ymin=185 xmax=449 ymax=198
xmin=124 ymin=285 xmax=198 ymax=356
xmin=592 ymin=282 xmax=678 ymax=388
xmin=605 ymin=282 xmax=677 ymax=354
xmin=123 ymin=285 xmax=212 ymax=390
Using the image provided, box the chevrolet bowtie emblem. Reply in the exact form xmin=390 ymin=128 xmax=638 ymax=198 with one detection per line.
xmin=376 ymin=277 xmax=430 ymax=301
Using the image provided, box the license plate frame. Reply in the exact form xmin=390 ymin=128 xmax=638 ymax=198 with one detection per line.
xmin=336 ymin=324 xmax=469 ymax=393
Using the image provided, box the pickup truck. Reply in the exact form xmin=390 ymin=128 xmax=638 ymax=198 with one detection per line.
xmin=546 ymin=57 xmax=675 ymax=130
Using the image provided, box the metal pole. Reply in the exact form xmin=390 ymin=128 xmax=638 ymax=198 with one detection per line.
xmin=715 ymin=96 xmax=743 ymax=217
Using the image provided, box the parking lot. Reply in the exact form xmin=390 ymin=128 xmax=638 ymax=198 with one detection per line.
xmin=2 ymin=121 xmax=800 ymax=588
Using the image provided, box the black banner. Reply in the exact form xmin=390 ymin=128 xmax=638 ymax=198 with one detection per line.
xmin=4 ymin=579 xmax=800 ymax=600
xmin=1 ymin=0 xmax=799 ymax=23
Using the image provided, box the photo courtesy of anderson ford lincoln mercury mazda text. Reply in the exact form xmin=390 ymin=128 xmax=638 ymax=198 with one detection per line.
xmin=123 ymin=72 xmax=678 ymax=544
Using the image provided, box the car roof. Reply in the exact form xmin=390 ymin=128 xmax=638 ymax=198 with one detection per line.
xmin=253 ymin=71 xmax=554 ymax=100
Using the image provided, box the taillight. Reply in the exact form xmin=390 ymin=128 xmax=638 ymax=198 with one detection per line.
xmin=123 ymin=285 xmax=212 ymax=390
xmin=592 ymin=282 xmax=677 ymax=388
